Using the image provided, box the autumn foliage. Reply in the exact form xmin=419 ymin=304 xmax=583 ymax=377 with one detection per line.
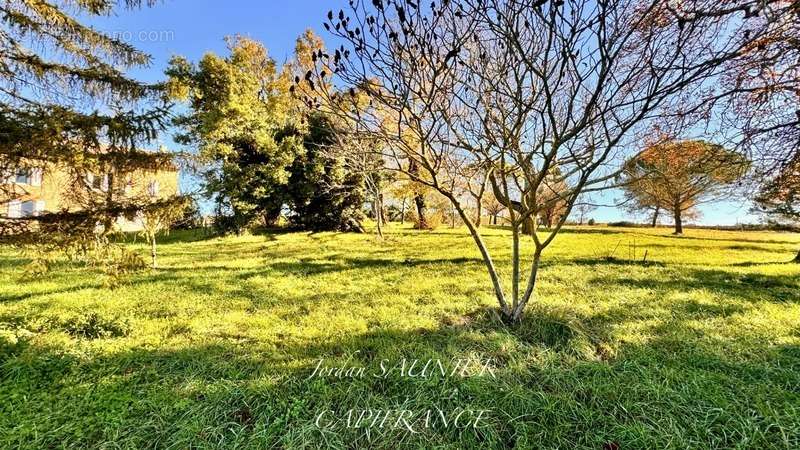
xmin=620 ymin=140 xmax=748 ymax=234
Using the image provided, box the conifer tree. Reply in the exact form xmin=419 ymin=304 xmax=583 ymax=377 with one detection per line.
xmin=0 ymin=0 xmax=182 ymax=247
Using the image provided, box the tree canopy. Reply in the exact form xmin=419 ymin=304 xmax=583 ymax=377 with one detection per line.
xmin=167 ymin=34 xmax=365 ymax=233
xmin=619 ymin=140 xmax=748 ymax=234
xmin=299 ymin=0 xmax=771 ymax=322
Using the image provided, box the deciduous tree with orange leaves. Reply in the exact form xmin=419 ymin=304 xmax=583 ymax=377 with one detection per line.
xmin=619 ymin=140 xmax=749 ymax=234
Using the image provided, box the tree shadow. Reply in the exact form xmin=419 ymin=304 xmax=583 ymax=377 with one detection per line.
xmin=589 ymin=266 xmax=800 ymax=305
xmin=571 ymin=257 xmax=666 ymax=268
xmin=3 ymin=302 xmax=799 ymax=448
xmin=661 ymin=233 xmax=800 ymax=246
xmin=265 ymin=257 xmax=485 ymax=277
xmin=729 ymin=260 xmax=800 ymax=267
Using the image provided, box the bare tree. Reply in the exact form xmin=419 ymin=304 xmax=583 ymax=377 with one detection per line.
xmin=482 ymin=194 xmax=506 ymax=225
xmin=573 ymin=195 xmax=597 ymax=226
xmin=301 ymin=0 xmax=771 ymax=322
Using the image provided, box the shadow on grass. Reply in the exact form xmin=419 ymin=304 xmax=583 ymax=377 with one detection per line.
xmin=266 ymin=257 xmax=485 ymax=277
xmin=729 ymin=259 xmax=800 ymax=267
xmin=661 ymin=233 xmax=800 ymax=246
xmin=571 ymin=257 xmax=666 ymax=268
xmin=3 ymin=302 xmax=799 ymax=449
xmin=589 ymin=266 xmax=800 ymax=305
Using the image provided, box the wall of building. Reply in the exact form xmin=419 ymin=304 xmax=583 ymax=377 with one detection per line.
xmin=2 ymin=164 xmax=179 ymax=231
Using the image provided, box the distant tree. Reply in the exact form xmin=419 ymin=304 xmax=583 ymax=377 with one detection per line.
xmin=536 ymin=169 xmax=570 ymax=229
xmin=619 ymin=140 xmax=748 ymax=234
xmin=752 ymin=156 xmax=800 ymax=261
xmin=482 ymin=195 xmax=506 ymax=226
xmin=388 ymin=180 xmax=417 ymax=225
xmin=461 ymin=163 xmax=490 ymax=227
xmin=172 ymin=197 xmax=203 ymax=230
xmin=167 ymin=37 xmax=301 ymax=233
xmin=573 ymin=196 xmax=598 ymax=226
xmin=286 ymin=114 xmax=365 ymax=232
xmin=620 ymin=177 xmax=663 ymax=228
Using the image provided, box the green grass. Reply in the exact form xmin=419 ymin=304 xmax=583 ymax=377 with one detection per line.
xmin=1 ymin=224 xmax=799 ymax=449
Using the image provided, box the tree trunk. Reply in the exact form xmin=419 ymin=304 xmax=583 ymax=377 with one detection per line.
xmin=379 ymin=193 xmax=387 ymax=224
xmin=651 ymin=206 xmax=660 ymax=228
xmin=374 ymin=198 xmax=384 ymax=239
xmin=414 ymin=193 xmax=429 ymax=229
xmin=448 ymin=195 xmax=509 ymax=316
xmin=673 ymin=207 xmax=683 ymax=235
xmin=264 ymin=205 xmax=281 ymax=227
xmin=475 ymin=182 xmax=486 ymax=228
xmin=150 ymin=236 xmax=157 ymax=269
xmin=512 ymin=248 xmax=543 ymax=323
xmin=521 ymin=216 xmax=535 ymax=235
xmin=100 ymin=172 xmax=115 ymax=237
xmin=408 ymin=159 xmax=429 ymax=229
xmin=399 ymin=198 xmax=406 ymax=225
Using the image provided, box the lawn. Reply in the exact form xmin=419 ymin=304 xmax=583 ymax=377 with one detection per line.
xmin=1 ymin=225 xmax=799 ymax=449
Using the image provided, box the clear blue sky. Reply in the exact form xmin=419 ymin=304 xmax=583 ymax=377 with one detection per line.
xmin=88 ymin=0 xmax=758 ymax=226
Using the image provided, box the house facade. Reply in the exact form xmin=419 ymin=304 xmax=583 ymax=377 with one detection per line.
xmin=2 ymin=163 xmax=179 ymax=232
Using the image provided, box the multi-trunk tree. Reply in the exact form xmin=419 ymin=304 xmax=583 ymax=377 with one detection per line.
xmin=300 ymin=0 xmax=769 ymax=323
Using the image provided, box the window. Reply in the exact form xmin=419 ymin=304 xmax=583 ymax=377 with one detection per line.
xmin=86 ymin=173 xmax=109 ymax=191
xmin=15 ymin=168 xmax=31 ymax=184
xmin=4 ymin=199 xmax=42 ymax=218
xmin=124 ymin=177 xmax=133 ymax=196
xmin=20 ymin=200 xmax=44 ymax=217
xmin=7 ymin=167 xmax=41 ymax=186
xmin=147 ymin=180 xmax=160 ymax=197
xmin=30 ymin=168 xmax=42 ymax=186
xmin=20 ymin=200 xmax=35 ymax=216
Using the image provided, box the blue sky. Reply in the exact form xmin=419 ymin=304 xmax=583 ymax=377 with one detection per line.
xmin=88 ymin=0 xmax=758 ymax=225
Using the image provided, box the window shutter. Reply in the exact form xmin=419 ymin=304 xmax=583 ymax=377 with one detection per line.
xmin=30 ymin=168 xmax=43 ymax=187
xmin=7 ymin=200 xmax=21 ymax=218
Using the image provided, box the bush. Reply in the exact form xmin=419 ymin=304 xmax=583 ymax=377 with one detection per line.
xmin=62 ymin=312 xmax=131 ymax=339
xmin=413 ymin=210 xmax=444 ymax=230
xmin=587 ymin=218 xmax=596 ymax=225
xmin=608 ymin=221 xmax=642 ymax=228
xmin=172 ymin=197 xmax=203 ymax=230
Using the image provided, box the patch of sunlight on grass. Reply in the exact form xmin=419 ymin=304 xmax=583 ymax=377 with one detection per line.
xmin=1 ymin=225 xmax=799 ymax=448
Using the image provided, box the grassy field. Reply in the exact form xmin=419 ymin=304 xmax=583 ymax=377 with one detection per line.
xmin=1 ymin=225 xmax=799 ymax=449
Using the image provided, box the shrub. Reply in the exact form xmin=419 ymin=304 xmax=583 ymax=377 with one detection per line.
xmin=62 ymin=312 xmax=131 ymax=339
xmin=608 ymin=221 xmax=641 ymax=228
xmin=587 ymin=218 xmax=596 ymax=225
